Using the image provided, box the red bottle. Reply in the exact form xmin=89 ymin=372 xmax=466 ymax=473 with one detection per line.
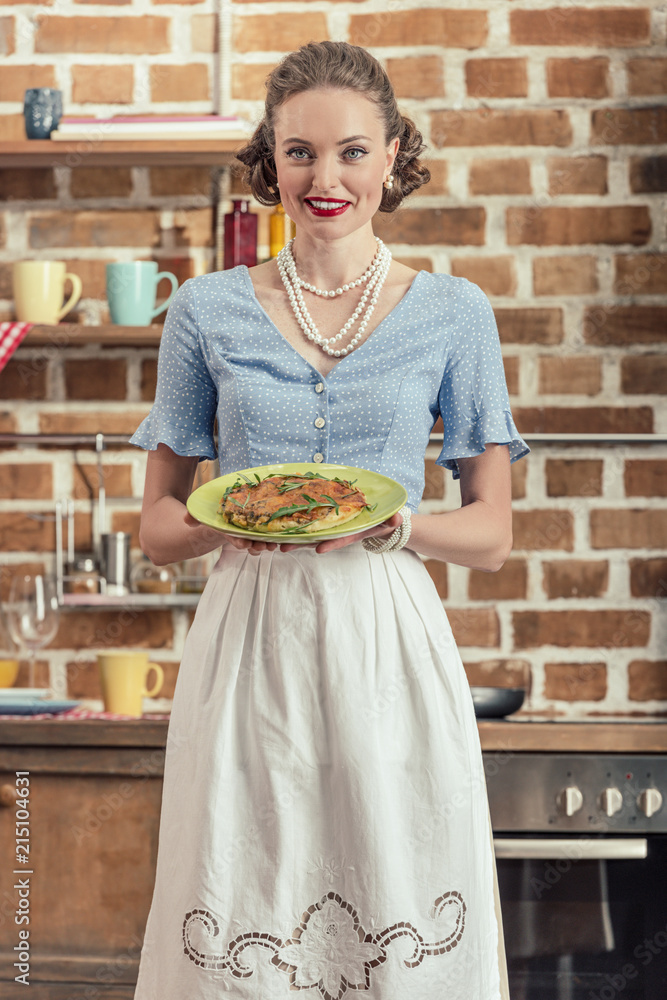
xmin=223 ymin=199 xmax=257 ymax=269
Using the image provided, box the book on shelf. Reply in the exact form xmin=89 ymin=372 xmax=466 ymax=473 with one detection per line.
xmin=51 ymin=115 xmax=253 ymax=142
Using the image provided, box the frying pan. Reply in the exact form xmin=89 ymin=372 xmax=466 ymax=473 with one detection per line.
xmin=471 ymin=687 xmax=525 ymax=719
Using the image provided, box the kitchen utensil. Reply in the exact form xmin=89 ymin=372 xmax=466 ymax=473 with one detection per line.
xmin=97 ymin=652 xmax=164 ymax=717
xmin=100 ymin=532 xmax=132 ymax=596
xmin=471 ymin=687 xmax=525 ymax=719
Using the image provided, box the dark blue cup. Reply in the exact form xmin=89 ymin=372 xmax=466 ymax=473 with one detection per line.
xmin=24 ymin=88 xmax=63 ymax=139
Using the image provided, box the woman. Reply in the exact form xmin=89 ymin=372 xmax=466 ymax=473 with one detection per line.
xmin=131 ymin=40 xmax=528 ymax=1000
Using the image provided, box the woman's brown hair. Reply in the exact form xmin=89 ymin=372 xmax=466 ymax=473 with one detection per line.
xmin=235 ymin=40 xmax=430 ymax=212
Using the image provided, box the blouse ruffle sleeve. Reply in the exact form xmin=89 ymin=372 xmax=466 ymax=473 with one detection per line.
xmin=436 ymin=278 xmax=530 ymax=480
xmin=129 ymin=279 xmax=217 ymax=460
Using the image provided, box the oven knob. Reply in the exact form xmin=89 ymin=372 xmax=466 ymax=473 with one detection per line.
xmin=557 ymin=786 xmax=584 ymax=816
xmin=599 ymin=787 xmax=623 ymax=817
xmin=637 ymin=788 xmax=663 ymax=818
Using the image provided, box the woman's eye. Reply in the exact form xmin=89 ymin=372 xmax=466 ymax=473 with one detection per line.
xmin=286 ymin=148 xmax=310 ymax=160
xmin=344 ymin=147 xmax=367 ymax=160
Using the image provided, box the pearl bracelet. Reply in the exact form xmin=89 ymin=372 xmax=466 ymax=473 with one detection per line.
xmin=362 ymin=506 xmax=412 ymax=554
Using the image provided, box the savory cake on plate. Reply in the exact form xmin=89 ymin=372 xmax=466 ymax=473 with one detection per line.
xmin=218 ymin=472 xmax=372 ymax=534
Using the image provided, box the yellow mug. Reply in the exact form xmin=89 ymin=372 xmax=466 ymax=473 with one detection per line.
xmin=0 ymin=659 xmax=19 ymax=687
xmin=13 ymin=261 xmax=83 ymax=324
xmin=97 ymin=652 xmax=164 ymax=717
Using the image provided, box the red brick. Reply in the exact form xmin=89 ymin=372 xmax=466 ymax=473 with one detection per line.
xmin=0 ymin=114 xmax=23 ymax=141
xmin=513 ymin=510 xmax=574 ymax=551
xmin=495 ymin=308 xmax=563 ymax=345
xmin=507 ymin=206 xmax=651 ymax=247
xmin=233 ymin=12 xmax=328 ymax=52
xmin=350 ymin=9 xmax=487 ymax=49
xmin=64 ymin=359 xmax=127 ymax=400
xmin=510 ymin=9 xmax=650 ymax=47
xmin=465 ymin=58 xmax=527 ymax=99
xmin=513 ymin=610 xmax=651 ymax=649
xmin=38 ymin=410 xmax=148 ymax=435
xmin=423 ymin=460 xmax=445 ymax=501
xmin=448 ymin=608 xmax=499 ymax=648
xmin=231 ymin=62 xmax=275 ymax=101
xmin=173 ymin=208 xmax=214 ymax=247
xmin=150 ymin=256 xmax=198 ymax=287
xmin=542 ymin=559 xmax=608 ymax=598
xmin=614 ymin=254 xmax=667 ymax=296
xmin=548 ymin=155 xmax=607 ymax=195
xmin=539 ymin=357 xmax=602 ymax=396
xmin=591 ymin=107 xmax=667 ymax=146
xmin=590 ymin=509 xmax=667 ymax=549
xmin=58 ymin=258 xmax=111 ymax=299
xmin=71 ymin=64 xmax=134 ymax=103
xmin=628 ymin=661 xmax=667 ymax=701
xmin=630 ymin=156 xmax=667 ymax=194
xmin=396 ymin=256 xmax=433 ymax=273
xmin=0 ymin=169 xmax=56 ymax=201
xmin=191 ymin=14 xmax=216 ymax=52
xmin=111 ymin=510 xmax=141 ymax=546
xmin=450 ymin=256 xmax=516 ymax=297
xmin=421 ymin=161 xmax=448 ymax=197
xmin=35 ymin=16 xmax=170 ymax=53
xmin=629 ymin=558 xmax=667 ymax=599
xmin=425 ymin=559 xmax=447 ymax=598
xmin=0 ymin=408 xmax=16 ymax=431
xmin=0 ymin=561 xmax=46 ymax=603
xmin=463 ymin=658 xmax=531 ymax=691
xmin=149 ymin=167 xmax=212 ymax=198
xmin=468 ymin=559 xmax=527 ymax=600
xmin=504 ymin=356 xmax=520 ymax=397
xmin=150 ymin=64 xmax=209 ymax=103
xmin=29 ymin=211 xmax=160 ymax=248
xmin=431 ymin=109 xmax=571 ymax=148
xmin=387 ymin=55 xmax=444 ymax=99
xmin=621 ymin=356 xmax=667 ymax=394
xmin=533 ymin=255 xmax=598 ymax=296
xmin=544 ymin=663 xmax=607 ymax=701
xmin=374 ymin=207 xmax=485 ymax=246
xmin=468 ymin=157 xmax=531 ymax=196
xmin=70 ymin=168 xmax=133 ymax=199
xmin=0 ymin=64 xmax=56 ymax=101
xmin=0 ymin=512 xmax=55 ymax=552
xmin=515 ymin=406 xmax=652 ymax=434
xmin=584 ymin=306 xmax=667 ymax=345
xmin=0 ymin=16 xmax=14 ymax=56
xmin=546 ymin=459 xmax=603 ymax=497
xmin=53 ymin=609 xmax=173 ymax=650
xmin=141 ymin=359 xmax=157 ymax=401
xmin=546 ymin=57 xmax=610 ymax=98
xmin=0 ymin=357 xmax=47 ymax=400
xmin=73 ymin=462 xmax=133 ymax=501
xmin=0 ymin=463 xmax=53 ymax=500
xmin=625 ymin=460 xmax=667 ymax=498
xmin=627 ymin=58 xmax=667 ymax=97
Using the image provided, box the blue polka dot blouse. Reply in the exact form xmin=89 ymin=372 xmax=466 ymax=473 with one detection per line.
xmin=130 ymin=266 xmax=530 ymax=512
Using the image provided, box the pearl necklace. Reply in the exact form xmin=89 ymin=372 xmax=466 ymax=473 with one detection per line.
xmin=276 ymin=238 xmax=392 ymax=357
xmin=297 ymin=237 xmax=384 ymax=297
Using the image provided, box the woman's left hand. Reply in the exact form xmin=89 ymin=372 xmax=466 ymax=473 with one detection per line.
xmin=277 ymin=511 xmax=403 ymax=555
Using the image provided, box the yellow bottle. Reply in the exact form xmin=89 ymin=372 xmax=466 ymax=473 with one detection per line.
xmin=269 ymin=203 xmax=296 ymax=258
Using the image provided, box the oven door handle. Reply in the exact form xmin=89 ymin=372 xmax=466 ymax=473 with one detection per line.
xmin=493 ymin=837 xmax=648 ymax=860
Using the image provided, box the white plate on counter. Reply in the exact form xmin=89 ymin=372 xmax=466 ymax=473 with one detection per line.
xmin=0 ymin=688 xmax=51 ymax=701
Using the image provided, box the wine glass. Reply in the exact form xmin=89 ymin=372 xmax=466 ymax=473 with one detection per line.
xmin=5 ymin=574 xmax=60 ymax=692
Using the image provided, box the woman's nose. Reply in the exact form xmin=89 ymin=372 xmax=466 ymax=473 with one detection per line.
xmin=311 ymin=156 xmax=338 ymax=192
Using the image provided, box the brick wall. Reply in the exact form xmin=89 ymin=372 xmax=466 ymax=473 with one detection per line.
xmin=0 ymin=1 xmax=665 ymax=718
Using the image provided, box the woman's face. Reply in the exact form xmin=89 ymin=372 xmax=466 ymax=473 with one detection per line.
xmin=272 ymin=88 xmax=399 ymax=241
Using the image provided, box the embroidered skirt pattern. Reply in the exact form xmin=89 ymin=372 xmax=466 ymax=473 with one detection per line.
xmin=132 ymin=543 xmax=502 ymax=1000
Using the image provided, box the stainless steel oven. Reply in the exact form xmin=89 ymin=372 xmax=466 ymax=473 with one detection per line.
xmin=485 ymin=753 xmax=667 ymax=1000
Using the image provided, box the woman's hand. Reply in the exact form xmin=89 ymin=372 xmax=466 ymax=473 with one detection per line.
xmin=211 ymin=511 xmax=403 ymax=557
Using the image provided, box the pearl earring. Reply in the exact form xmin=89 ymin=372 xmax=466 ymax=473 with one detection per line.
xmin=383 ymin=173 xmax=394 ymax=190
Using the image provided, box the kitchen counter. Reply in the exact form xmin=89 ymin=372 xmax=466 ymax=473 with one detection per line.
xmin=0 ymin=716 xmax=666 ymax=753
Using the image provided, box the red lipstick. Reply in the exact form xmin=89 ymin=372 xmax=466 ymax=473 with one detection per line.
xmin=304 ymin=198 xmax=350 ymax=217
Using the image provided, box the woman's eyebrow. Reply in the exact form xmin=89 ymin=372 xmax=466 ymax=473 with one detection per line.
xmin=281 ymin=135 xmax=372 ymax=145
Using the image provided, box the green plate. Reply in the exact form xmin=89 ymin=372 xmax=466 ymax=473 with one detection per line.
xmin=186 ymin=463 xmax=408 ymax=544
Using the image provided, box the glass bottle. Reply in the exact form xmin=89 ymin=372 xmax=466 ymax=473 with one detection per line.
xmin=269 ymin=203 xmax=296 ymax=258
xmin=130 ymin=555 xmax=178 ymax=595
xmin=223 ymin=200 xmax=258 ymax=270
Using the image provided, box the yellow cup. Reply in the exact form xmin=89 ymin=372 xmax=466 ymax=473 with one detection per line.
xmin=0 ymin=659 xmax=20 ymax=687
xmin=97 ymin=652 xmax=164 ymax=717
xmin=13 ymin=261 xmax=83 ymax=324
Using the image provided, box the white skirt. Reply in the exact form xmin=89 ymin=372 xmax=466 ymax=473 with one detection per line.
xmin=133 ymin=543 xmax=503 ymax=1000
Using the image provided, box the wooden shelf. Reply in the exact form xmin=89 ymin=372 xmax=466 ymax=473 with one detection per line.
xmin=0 ymin=139 xmax=243 ymax=168
xmin=23 ymin=323 xmax=163 ymax=347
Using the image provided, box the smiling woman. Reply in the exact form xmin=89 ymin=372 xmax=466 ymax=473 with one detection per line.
xmin=130 ymin=39 xmax=526 ymax=1000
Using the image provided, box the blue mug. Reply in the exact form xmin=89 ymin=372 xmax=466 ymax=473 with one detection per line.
xmin=24 ymin=88 xmax=62 ymax=139
xmin=106 ymin=262 xmax=178 ymax=326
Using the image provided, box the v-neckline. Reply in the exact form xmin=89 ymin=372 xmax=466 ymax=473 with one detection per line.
xmin=242 ymin=266 xmax=425 ymax=382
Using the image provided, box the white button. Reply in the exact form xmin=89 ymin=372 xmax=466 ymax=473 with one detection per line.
xmin=315 ymin=382 xmax=324 ymax=393
xmin=313 ymin=453 xmax=324 ymax=463
xmin=314 ymin=417 xmax=325 ymax=429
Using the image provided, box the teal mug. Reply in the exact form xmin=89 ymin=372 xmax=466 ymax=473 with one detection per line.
xmin=106 ymin=262 xmax=178 ymax=326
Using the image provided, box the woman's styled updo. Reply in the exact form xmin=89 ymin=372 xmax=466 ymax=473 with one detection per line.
xmin=235 ymin=40 xmax=430 ymax=213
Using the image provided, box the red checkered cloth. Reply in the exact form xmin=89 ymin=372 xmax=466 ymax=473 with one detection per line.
xmin=0 ymin=322 xmax=33 ymax=374
xmin=0 ymin=708 xmax=171 ymax=720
